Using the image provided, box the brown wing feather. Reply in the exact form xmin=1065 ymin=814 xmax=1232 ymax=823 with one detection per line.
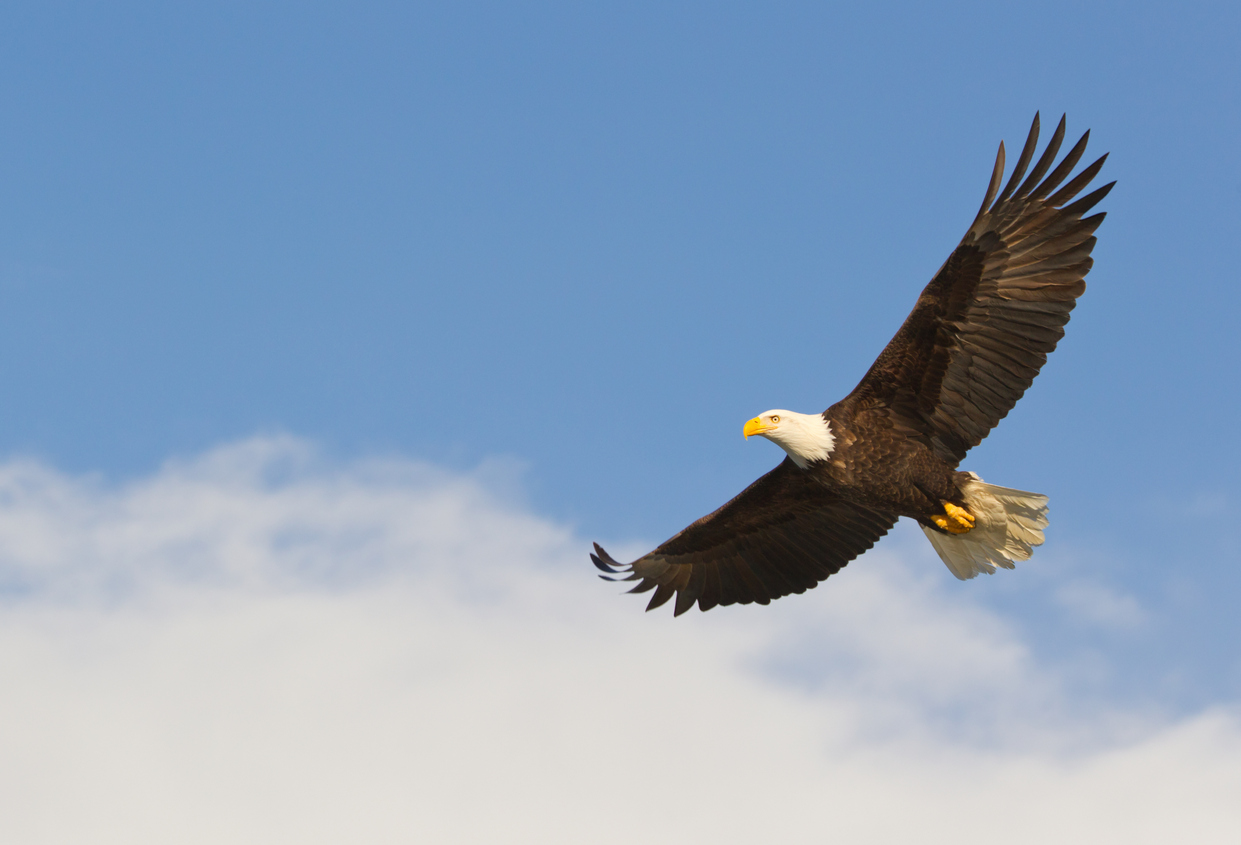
xmin=844 ymin=113 xmax=1113 ymax=464
xmin=592 ymin=458 xmax=897 ymax=615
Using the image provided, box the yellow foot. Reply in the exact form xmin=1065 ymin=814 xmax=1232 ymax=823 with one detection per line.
xmin=932 ymin=502 xmax=976 ymax=535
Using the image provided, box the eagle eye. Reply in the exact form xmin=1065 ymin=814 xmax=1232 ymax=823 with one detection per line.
xmin=771 ymin=415 xmax=780 ymax=423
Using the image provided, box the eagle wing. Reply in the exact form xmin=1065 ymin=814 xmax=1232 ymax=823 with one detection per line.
xmin=592 ymin=458 xmax=897 ymax=615
xmin=844 ymin=114 xmax=1114 ymax=464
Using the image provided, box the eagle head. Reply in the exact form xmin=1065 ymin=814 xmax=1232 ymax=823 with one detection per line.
xmin=743 ymin=410 xmax=835 ymax=469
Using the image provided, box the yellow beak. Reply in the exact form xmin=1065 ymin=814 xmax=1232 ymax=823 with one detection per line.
xmin=743 ymin=417 xmax=771 ymax=439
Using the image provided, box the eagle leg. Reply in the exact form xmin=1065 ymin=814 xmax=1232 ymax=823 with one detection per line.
xmin=932 ymin=502 xmax=976 ymax=534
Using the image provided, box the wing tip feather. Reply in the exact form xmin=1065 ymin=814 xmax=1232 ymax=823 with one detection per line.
xmin=996 ymin=112 xmax=1041 ymax=204
xmin=975 ymin=140 xmax=1006 ymax=220
xmin=645 ymin=582 xmax=675 ymax=612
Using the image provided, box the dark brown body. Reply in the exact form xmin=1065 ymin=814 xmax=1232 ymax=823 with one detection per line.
xmin=818 ymin=404 xmax=967 ymax=528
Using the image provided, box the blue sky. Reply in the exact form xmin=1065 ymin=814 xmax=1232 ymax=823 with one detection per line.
xmin=0 ymin=0 xmax=1239 ymax=777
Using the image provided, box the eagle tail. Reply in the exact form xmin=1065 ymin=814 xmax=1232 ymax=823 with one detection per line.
xmin=921 ymin=474 xmax=1049 ymax=580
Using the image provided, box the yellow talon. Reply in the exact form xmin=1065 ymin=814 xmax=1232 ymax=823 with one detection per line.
xmin=934 ymin=502 xmax=975 ymax=534
xmin=944 ymin=502 xmax=974 ymax=524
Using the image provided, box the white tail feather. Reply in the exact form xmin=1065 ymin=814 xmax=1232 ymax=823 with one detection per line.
xmin=921 ymin=473 xmax=1049 ymax=580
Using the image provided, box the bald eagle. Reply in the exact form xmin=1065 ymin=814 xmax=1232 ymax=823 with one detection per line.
xmin=592 ymin=113 xmax=1113 ymax=616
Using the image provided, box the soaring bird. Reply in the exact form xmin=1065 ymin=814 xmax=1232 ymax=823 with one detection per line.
xmin=592 ymin=113 xmax=1112 ymax=616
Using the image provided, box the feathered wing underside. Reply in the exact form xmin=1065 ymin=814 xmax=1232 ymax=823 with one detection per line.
xmin=847 ymin=113 xmax=1114 ymax=464
xmin=593 ymin=458 xmax=897 ymax=615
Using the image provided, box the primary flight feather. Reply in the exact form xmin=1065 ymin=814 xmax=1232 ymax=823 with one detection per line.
xmin=592 ymin=113 xmax=1114 ymax=616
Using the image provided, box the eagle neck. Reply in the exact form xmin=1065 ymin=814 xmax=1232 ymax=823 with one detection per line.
xmin=779 ymin=413 xmax=836 ymax=469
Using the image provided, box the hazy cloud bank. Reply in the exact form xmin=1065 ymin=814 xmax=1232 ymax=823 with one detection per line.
xmin=0 ymin=437 xmax=1236 ymax=843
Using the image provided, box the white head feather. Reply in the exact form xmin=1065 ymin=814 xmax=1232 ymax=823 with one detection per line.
xmin=745 ymin=410 xmax=835 ymax=469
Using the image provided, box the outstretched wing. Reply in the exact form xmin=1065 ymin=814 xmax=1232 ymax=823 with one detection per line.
xmin=845 ymin=113 xmax=1114 ymax=464
xmin=592 ymin=458 xmax=897 ymax=616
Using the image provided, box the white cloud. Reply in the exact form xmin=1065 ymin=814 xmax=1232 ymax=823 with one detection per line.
xmin=0 ymin=436 xmax=1237 ymax=843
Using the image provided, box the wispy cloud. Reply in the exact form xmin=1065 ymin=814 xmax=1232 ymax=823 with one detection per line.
xmin=1055 ymin=579 xmax=1148 ymax=630
xmin=0 ymin=437 xmax=1237 ymax=843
